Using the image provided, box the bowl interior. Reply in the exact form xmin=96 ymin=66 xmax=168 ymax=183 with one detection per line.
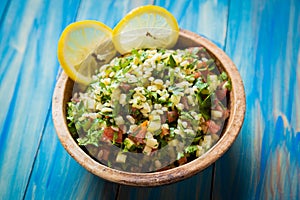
xmin=52 ymin=29 xmax=245 ymax=186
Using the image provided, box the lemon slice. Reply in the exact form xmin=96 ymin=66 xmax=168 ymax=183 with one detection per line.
xmin=113 ymin=5 xmax=179 ymax=54
xmin=57 ymin=20 xmax=116 ymax=85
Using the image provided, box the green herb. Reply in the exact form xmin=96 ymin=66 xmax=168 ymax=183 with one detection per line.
xmin=113 ymin=131 xmax=119 ymax=144
xmin=181 ymin=112 xmax=194 ymax=121
xmin=124 ymin=138 xmax=136 ymax=150
xmin=112 ymin=64 xmax=121 ymax=72
xmin=224 ymin=80 xmax=232 ymax=90
xmin=169 ymin=127 xmax=175 ymax=138
xmin=176 ymin=152 xmax=185 ymax=160
xmin=193 ymin=136 xmax=202 ymax=143
xmin=77 ymin=129 xmax=103 ymax=146
xmin=82 ymin=119 xmax=92 ymax=132
xmin=107 ymin=160 xmax=112 ymax=167
xmin=121 ymin=59 xmax=131 ymax=68
xmin=206 ymin=59 xmax=215 ymax=67
xmin=194 ymin=78 xmax=208 ymax=93
xmin=220 ymin=71 xmax=228 ymax=80
xmin=169 ymin=68 xmax=175 ymax=85
xmin=169 ymin=85 xmax=184 ymax=95
xmin=184 ymin=145 xmax=198 ymax=154
xmin=158 ymin=49 xmax=166 ymax=54
xmin=158 ymin=137 xmax=168 ymax=148
xmin=168 ymin=55 xmax=176 ymax=67
xmin=131 ymin=49 xmax=139 ymax=56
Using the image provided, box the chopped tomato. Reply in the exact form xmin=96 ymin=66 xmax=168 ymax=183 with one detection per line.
xmin=194 ymin=71 xmax=201 ymax=79
xmin=197 ymin=67 xmax=209 ymax=81
xmin=103 ymin=127 xmax=123 ymax=143
xmin=119 ymin=82 xmax=131 ymax=91
xmin=178 ymin=156 xmax=187 ymax=165
xmin=129 ymin=121 xmax=148 ymax=144
xmin=206 ymin=120 xmax=221 ymax=134
xmin=215 ymin=88 xmax=227 ymax=100
xmin=167 ymin=111 xmax=178 ymax=123
xmin=161 ymin=127 xmax=170 ymax=136
xmin=212 ymin=99 xmax=223 ymax=111
xmin=118 ymin=124 xmax=127 ymax=133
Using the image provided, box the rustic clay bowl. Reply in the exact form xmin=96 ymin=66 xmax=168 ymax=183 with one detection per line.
xmin=52 ymin=29 xmax=246 ymax=186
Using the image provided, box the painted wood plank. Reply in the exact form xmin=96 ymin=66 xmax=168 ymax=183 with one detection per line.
xmin=155 ymin=0 xmax=229 ymax=48
xmin=24 ymin=0 xmax=153 ymax=199
xmin=24 ymin=113 xmax=118 ymax=200
xmin=117 ymin=0 xmax=229 ymax=199
xmin=0 ymin=0 xmax=81 ymax=199
xmin=213 ymin=0 xmax=300 ymax=199
xmin=0 ymin=0 xmax=9 ymax=20
xmin=76 ymin=0 xmax=154 ymax=28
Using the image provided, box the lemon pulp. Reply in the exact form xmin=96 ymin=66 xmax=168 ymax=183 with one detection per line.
xmin=57 ymin=20 xmax=116 ymax=85
xmin=113 ymin=5 xmax=179 ymax=54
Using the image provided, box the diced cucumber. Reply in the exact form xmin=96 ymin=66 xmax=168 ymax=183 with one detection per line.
xmin=124 ymin=138 xmax=135 ymax=150
xmin=147 ymin=118 xmax=161 ymax=132
xmin=146 ymin=138 xmax=159 ymax=149
xmin=143 ymin=145 xmax=152 ymax=155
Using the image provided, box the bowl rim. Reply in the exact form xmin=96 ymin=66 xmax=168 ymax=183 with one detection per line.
xmin=52 ymin=29 xmax=246 ymax=186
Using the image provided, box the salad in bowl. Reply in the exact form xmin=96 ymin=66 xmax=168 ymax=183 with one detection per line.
xmin=53 ymin=5 xmax=245 ymax=186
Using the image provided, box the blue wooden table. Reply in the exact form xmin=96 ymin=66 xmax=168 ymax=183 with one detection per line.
xmin=0 ymin=0 xmax=299 ymax=199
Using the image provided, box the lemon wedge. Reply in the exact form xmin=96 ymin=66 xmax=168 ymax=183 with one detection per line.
xmin=57 ymin=20 xmax=116 ymax=85
xmin=112 ymin=5 xmax=179 ymax=54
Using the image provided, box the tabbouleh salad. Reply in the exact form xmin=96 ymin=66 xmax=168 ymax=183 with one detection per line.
xmin=67 ymin=47 xmax=231 ymax=172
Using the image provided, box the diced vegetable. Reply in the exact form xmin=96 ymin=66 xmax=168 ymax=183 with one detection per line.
xmin=103 ymin=127 xmax=122 ymax=143
xmin=147 ymin=120 xmax=161 ymax=132
xmin=124 ymin=138 xmax=136 ymax=150
xmin=215 ymin=88 xmax=227 ymax=100
xmin=129 ymin=120 xmax=148 ymax=144
xmin=211 ymin=110 xmax=223 ymax=119
xmin=161 ymin=126 xmax=170 ymax=136
xmin=146 ymin=138 xmax=159 ymax=149
xmin=143 ymin=145 xmax=152 ymax=155
xmin=206 ymin=120 xmax=221 ymax=134
xmin=167 ymin=111 xmax=178 ymax=123
xmin=177 ymin=156 xmax=187 ymax=165
xmin=116 ymin=152 xmax=127 ymax=163
xmin=67 ymin=47 xmax=231 ymax=172
xmin=114 ymin=115 xmax=125 ymax=126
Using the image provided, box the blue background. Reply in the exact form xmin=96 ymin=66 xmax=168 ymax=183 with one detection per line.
xmin=0 ymin=0 xmax=299 ymax=199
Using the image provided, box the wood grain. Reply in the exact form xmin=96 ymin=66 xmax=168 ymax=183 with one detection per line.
xmin=0 ymin=0 xmax=10 ymax=21
xmin=0 ymin=0 xmax=299 ymax=199
xmin=23 ymin=0 xmax=153 ymax=199
xmin=24 ymin=113 xmax=118 ymax=200
xmin=213 ymin=0 xmax=300 ymax=199
xmin=0 ymin=0 xmax=80 ymax=199
xmin=155 ymin=0 xmax=229 ymax=48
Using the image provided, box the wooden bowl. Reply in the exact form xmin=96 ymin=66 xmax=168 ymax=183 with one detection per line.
xmin=52 ymin=29 xmax=246 ymax=186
